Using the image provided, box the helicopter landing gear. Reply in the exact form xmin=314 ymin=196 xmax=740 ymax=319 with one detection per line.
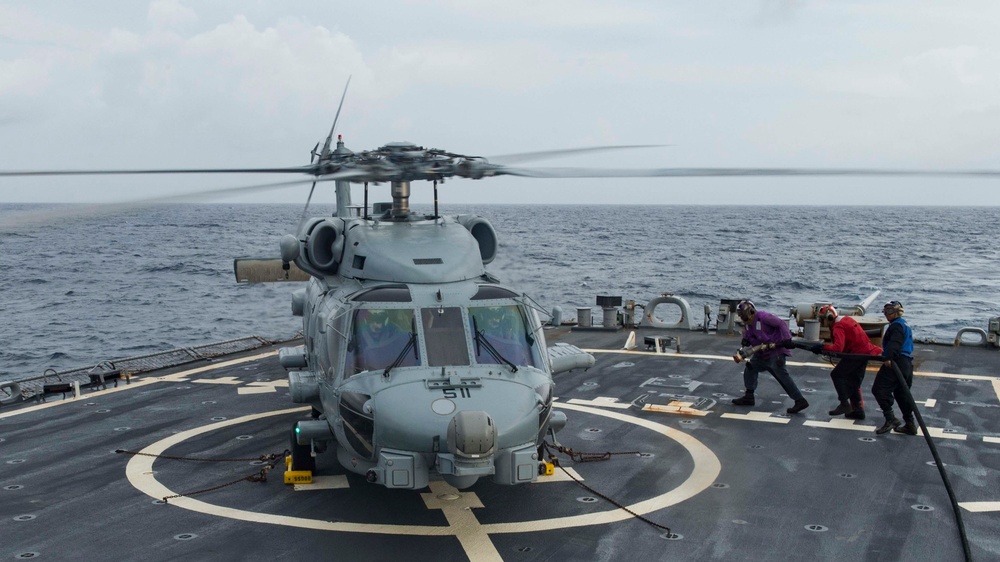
xmin=289 ymin=424 xmax=316 ymax=473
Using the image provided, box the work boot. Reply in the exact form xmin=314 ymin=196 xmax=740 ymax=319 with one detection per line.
xmin=787 ymin=398 xmax=809 ymax=414
xmin=732 ymin=391 xmax=755 ymax=406
xmin=875 ymin=415 xmax=901 ymax=435
xmin=844 ymin=409 xmax=866 ymax=420
xmin=828 ymin=401 xmax=852 ymax=416
xmin=894 ymin=419 xmax=918 ymax=435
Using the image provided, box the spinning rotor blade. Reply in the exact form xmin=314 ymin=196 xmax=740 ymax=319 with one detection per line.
xmin=0 ymin=169 xmax=368 ymax=232
xmin=494 ymin=166 xmax=1000 ymax=179
xmin=0 ymin=166 xmax=316 ymax=178
xmin=488 ymin=145 xmax=665 ymax=165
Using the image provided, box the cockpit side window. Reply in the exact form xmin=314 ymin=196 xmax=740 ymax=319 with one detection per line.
xmin=421 ymin=307 xmax=470 ymax=367
xmin=346 ymin=308 xmax=419 ymax=376
xmin=469 ymin=305 xmax=537 ymax=367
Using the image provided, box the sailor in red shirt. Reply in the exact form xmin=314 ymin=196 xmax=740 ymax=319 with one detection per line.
xmin=810 ymin=305 xmax=882 ymax=419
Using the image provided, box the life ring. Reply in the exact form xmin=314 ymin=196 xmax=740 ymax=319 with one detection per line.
xmin=954 ymin=327 xmax=988 ymax=347
xmin=0 ymin=381 xmax=22 ymax=406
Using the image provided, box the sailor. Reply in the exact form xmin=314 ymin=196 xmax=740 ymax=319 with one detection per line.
xmin=731 ymin=300 xmax=809 ymax=414
xmin=872 ymin=301 xmax=917 ymax=435
xmin=809 ymin=305 xmax=882 ymax=420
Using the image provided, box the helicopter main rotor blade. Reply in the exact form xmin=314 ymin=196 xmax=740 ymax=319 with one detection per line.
xmin=488 ymin=145 xmax=666 ymax=165
xmin=319 ymin=75 xmax=352 ymax=159
xmin=494 ymin=166 xmax=1000 ymax=179
xmin=0 ymin=169 xmax=368 ymax=232
xmin=0 ymin=166 xmax=317 ymax=178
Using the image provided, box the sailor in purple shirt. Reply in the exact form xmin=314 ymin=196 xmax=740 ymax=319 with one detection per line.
xmin=731 ymin=300 xmax=809 ymax=414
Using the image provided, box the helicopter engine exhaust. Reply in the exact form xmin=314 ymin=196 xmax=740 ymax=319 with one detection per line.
xmin=305 ymin=220 xmax=344 ymax=273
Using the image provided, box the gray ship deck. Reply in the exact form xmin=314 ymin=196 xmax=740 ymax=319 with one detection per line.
xmin=2 ymin=328 xmax=998 ymax=561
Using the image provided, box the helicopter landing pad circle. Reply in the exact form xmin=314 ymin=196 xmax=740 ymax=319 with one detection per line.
xmin=125 ymin=403 xmax=720 ymax=535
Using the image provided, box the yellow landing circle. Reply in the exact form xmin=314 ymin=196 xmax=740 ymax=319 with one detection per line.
xmin=125 ymin=403 xmax=720 ymax=538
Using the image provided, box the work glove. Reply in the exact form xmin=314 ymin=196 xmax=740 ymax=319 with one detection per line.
xmin=809 ymin=343 xmax=824 ymax=354
xmin=741 ymin=337 xmax=750 ymax=347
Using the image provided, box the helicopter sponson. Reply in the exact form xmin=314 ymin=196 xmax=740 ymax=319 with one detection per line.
xmin=278 ymin=210 xmax=591 ymax=489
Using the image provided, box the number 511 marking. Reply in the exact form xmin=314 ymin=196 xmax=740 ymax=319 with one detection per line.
xmin=443 ymin=388 xmax=472 ymax=399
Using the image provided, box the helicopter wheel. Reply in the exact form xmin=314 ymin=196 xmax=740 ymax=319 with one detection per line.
xmin=289 ymin=424 xmax=316 ymax=473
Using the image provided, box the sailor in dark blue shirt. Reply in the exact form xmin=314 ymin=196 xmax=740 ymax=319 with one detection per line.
xmin=872 ymin=301 xmax=917 ymax=435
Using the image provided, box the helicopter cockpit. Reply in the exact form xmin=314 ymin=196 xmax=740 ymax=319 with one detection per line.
xmin=342 ymin=291 xmax=541 ymax=379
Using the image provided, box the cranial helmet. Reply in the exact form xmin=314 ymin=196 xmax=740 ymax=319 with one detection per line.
xmin=818 ymin=304 xmax=838 ymax=323
xmin=883 ymin=300 xmax=904 ymax=316
xmin=736 ymin=300 xmax=756 ymax=322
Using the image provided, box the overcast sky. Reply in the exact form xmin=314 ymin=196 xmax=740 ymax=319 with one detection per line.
xmin=2 ymin=1 xmax=999 ymax=206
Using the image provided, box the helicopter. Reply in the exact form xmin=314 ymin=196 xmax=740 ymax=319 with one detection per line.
xmin=5 ymin=86 xmax=1000 ymax=490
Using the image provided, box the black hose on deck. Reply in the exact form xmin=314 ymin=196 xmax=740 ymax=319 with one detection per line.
xmin=793 ymin=343 xmax=973 ymax=562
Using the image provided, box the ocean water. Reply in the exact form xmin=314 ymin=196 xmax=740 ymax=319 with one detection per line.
xmin=2 ymin=203 xmax=998 ymax=381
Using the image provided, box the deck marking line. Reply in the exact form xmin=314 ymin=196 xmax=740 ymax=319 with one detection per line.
xmin=804 ymin=420 xmax=877 ymax=432
xmin=0 ymin=351 xmax=278 ymax=420
xmin=237 ymin=381 xmax=289 ymax=395
xmin=984 ymin=437 xmax=1000 ymax=444
xmin=566 ymin=397 xmax=631 ymax=409
xmin=803 ymin=420 xmax=967 ymax=440
xmin=720 ymin=412 xmax=790 ymax=424
xmin=192 ymin=376 xmax=243 ymax=385
xmin=422 ymin=481 xmax=501 ymax=562
xmin=126 ymin=403 xmax=720 ymax=537
xmin=959 ymin=502 xmax=1000 ymax=513
xmin=922 ymin=399 xmax=937 ymax=408
xmin=586 ymin=349 xmax=1000 ymax=383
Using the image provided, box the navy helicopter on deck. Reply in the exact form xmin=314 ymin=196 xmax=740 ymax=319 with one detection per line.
xmin=5 ymin=83 xmax=1000 ymax=490
xmin=239 ymin=133 xmax=606 ymax=489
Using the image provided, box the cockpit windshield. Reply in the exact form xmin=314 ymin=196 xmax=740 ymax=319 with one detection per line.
xmin=468 ymin=305 xmax=537 ymax=367
xmin=346 ymin=308 xmax=419 ymax=376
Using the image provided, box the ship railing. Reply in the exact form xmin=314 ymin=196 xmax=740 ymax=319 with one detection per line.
xmin=6 ymin=335 xmax=281 ymax=403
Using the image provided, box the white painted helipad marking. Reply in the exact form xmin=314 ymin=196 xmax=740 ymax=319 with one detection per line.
xmin=237 ymin=381 xmax=290 ymax=395
xmin=422 ymin=481 xmax=500 ymax=561
xmin=193 ymin=376 xmax=243 ymax=385
xmin=126 ymin=402 xmax=720 ymax=544
xmin=295 ymin=475 xmax=350 ymax=491
xmin=642 ymin=402 xmax=710 ymax=417
xmin=720 ymin=411 xmax=790 ymax=424
xmin=803 ymin=420 xmax=967 ymax=440
xmin=566 ymin=396 xmax=631 ymax=409
xmin=984 ymin=436 xmax=1000 ymax=444
xmin=804 ymin=419 xmax=877 ymax=432
xmin=959 ymin=501 xmax=1000 ymax=513
xmin=922 ymin=428 xmax=967 ymax=441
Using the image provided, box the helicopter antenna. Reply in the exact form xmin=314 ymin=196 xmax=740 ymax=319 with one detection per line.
xmin=300 ymin=75 xmax=353 ymax=225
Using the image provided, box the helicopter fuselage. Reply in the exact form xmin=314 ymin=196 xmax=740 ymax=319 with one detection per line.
xmin=279 ymin=211 xmax=576 ymax=489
